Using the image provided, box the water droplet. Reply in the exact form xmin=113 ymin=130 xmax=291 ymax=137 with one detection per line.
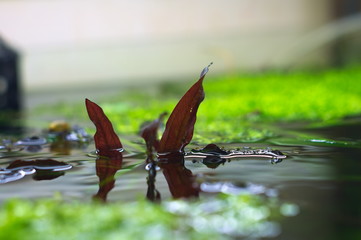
xmin=145 ymin=163 xmax=160 ymax=171
xmin=22 ymin=168 xmax=36 ymax=175
xmin=113 ymin=148 xmax=124 ymax=153
xmin=200 ymin=62 xmax=212 ymax=78
xmin=270 ymin=158 xmax=283 ymax=164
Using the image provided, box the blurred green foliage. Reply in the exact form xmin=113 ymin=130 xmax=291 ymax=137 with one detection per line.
xmin=0 ymin=193 xmax=284 ymax=240
xmin=32 ymin=66 xmax=361 ymax=143
xmin=101 ymin=66 xmax=361 ymax=142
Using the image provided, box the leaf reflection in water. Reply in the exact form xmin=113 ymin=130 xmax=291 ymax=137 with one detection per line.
xmin=139 ymin=65 xmax=211 ymax=201
xmin=158 ymin=152 xmax=199 ymax=199
xmin=93 ymin=153 xmax=123 ymax=202
xmin=145 ymin=161 xmax=161 ymax=203
xmin=86 ymin=98 xmax=125 ymax=202
xmin=86 ymin=63 xmax=284 ymax=202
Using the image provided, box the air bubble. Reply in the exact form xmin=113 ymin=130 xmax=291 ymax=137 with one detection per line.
xmin=145 ymin=163 xmax=160 ymax=171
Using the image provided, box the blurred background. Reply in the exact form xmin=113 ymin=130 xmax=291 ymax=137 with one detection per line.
xmin=0 ymin=0 xmax=361 ymax=104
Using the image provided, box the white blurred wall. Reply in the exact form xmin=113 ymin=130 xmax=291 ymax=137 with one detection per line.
xmin=0 ymin=0 xmax=333 ymax=91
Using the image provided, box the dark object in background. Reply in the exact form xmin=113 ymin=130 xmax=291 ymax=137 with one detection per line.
xmin=332 ymin=0 xmax=361 ymax=67
xmin=0 ymin=38 xmax=21 ymax=111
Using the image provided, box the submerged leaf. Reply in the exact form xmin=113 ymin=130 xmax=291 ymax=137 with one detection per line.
xmin=158 ymin=64 xmax=211 ymax=153
xmin=85 ymin=99 xmax=123 ymax=157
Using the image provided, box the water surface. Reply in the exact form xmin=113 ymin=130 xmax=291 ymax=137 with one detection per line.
xmin=1 ymin=122 xmax=360 ymax=240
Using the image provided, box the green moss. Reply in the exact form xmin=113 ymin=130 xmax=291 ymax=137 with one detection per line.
xmin=0 ymin=193 xmax=283 ymax=240
xmin=32 ymin=66 xmax=361 ymax=143
xmin=100 ymin=66 xmax=361 ymax=142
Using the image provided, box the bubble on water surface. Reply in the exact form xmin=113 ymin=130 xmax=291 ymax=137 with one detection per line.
xmin=145 ymin=163 xmax=160 ymax=171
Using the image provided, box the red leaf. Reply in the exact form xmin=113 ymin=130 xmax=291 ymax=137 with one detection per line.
xmin=139 ymin=112 xmax=166 ymax=153
xmin=158 ymin=63 xmax=211 ymax=153
xmin=85 ymin=98 xmax=122 ymax=156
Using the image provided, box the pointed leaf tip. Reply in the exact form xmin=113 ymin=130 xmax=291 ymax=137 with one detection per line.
xmin=158 ymin=65 xmax=208 ymax=153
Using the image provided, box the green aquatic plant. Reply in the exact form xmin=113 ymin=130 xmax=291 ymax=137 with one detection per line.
xmin=84 ymin=64 xmax=213 ymax=202
xmin=85 ymin=63 xmax=211 ymax=158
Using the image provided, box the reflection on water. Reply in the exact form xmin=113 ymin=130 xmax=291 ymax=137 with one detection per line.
xmin=145 ymin=161 xmax=161 ymax=202
xmin=93 ymin=154 xmax=123 ymax=202
xmin=158 ymin=153 xmax=199 ymax=199
xmin=0 ymin=123 xmax=361 ymax=239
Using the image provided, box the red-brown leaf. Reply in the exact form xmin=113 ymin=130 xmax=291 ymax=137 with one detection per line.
xmin=85 ymin=98 xmax=123 ymax=156
xmin=139 ymin=112 xmax=166 ymax=153
xmin=158 ymin=64 xmax=211 ymax=153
